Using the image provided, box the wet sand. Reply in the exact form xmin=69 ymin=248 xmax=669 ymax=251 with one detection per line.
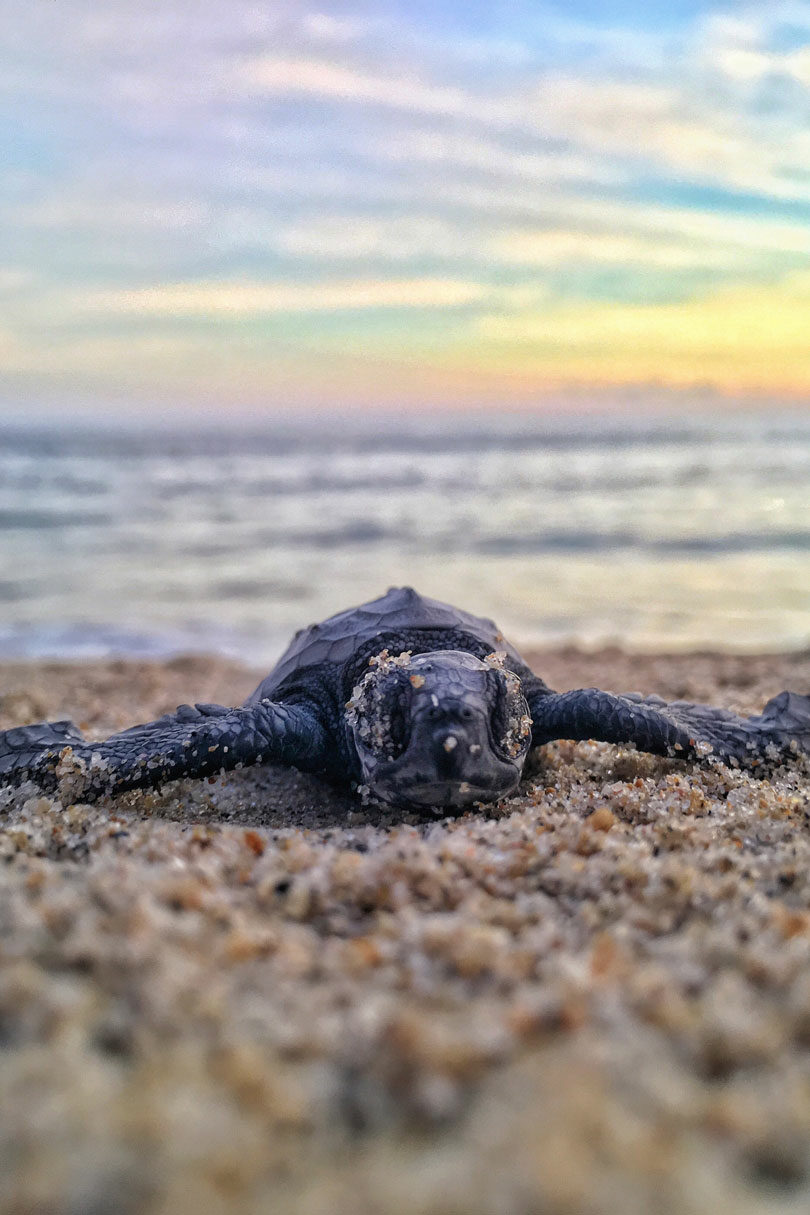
xmin=1 ymin=647 xmax=810 ymax=1215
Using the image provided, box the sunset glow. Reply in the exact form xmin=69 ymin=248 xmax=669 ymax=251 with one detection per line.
xmin=3 ymin=2 xmax=810 ymax=413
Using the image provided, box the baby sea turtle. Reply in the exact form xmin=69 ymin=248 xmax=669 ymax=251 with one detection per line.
xmin=1 ymin=587 xmax=808 ymax=810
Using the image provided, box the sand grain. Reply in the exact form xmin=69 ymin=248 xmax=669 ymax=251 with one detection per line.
xmin=1 ymin=648 xmax=809 ymax=1215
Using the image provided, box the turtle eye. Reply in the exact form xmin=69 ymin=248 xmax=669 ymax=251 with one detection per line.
xmin=346 ymin=668 xmax=413 ymax=761
xmin=488 ymin=670 xmax=532 ymax=760
xmin=489 ymin=672 xmax=510 ymax=746
xmin=386 ymin=678 xmax=412 ymax=758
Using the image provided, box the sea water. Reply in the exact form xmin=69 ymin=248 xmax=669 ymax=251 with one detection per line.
xmin=0 ymin=409 xmax=808 ymax=661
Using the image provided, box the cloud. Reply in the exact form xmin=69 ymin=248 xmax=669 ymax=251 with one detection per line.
xmin=234 ymin=9 xmax=810 ymax=206
xmin=4 ymin=0 xmax=810 ymax=407
xmin=238 ymin=55 xmax=510 ymax=124
xmin=491 ymin=230 xmax=745 ymax=271
xmin=371 ymin=127 xmax=624 ymax=188
xmin=80 ymin=277 xmax=493 ymax=316
xmin=270 ymin=210 xmax=810 ymax=276
xmin=273 ymin=215 xmax=472 ymax=261
xmin=14 ymin=199 xmax=209 ymax=232
xmin=0 ymin=269 xmax=35 ymax=292
xmin=300 ymin=12 xmax=375 ymax=44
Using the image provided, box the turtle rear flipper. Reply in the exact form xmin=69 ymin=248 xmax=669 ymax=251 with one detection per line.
xmin=0 ymin=719 xmax=87 ymax=785
xmin=529 ymin=687 xmax=810 ymax=768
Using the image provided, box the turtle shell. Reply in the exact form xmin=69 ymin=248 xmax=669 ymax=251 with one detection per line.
xmin=247 ymin=586 xmax=524 ymax=702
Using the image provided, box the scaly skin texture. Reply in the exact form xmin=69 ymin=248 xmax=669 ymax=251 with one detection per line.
xmin=1 ymin=588 xmax=808 ymax=807
xmin=528 ymin=687 xmax=810 ymax=766
xmin=0 ymin=701 xmax=331 ymax=802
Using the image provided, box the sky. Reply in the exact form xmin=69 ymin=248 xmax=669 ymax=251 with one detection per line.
xmin=3 ymin=1 xmax=810 ymax=416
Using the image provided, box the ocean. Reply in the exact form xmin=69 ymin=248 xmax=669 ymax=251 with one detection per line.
xmin=0 ymin=410 xmax=808 ymax=662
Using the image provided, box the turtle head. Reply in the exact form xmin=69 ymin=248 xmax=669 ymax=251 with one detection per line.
xmin=345 ymin=650 xmax=532 ymax=810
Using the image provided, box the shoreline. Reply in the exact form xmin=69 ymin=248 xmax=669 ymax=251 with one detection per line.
xmin=2 ymin=648 xmax=810 ymax=1213
xmin=1 ymin=644 xmax=809 ymax=744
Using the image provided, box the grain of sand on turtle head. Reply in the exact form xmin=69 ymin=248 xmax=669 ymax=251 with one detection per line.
xmin=1 ymin=646 xmax=810 ymax=1215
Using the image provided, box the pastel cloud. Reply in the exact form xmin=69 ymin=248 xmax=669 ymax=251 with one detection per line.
xmin=82 ymin=277 xmax=491 ymax=315
xmin=240 ymin=56 xmax=494 ymax=123
xmin=3 ymin=0 xmax=810 ymax=411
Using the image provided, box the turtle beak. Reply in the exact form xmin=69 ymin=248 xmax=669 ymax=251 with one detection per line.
xmin=422 ymin=707 xmax=489 ymax=777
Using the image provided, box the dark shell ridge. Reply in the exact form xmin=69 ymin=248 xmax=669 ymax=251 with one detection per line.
xmin=247 ymin=586 xmax=523 ymax=701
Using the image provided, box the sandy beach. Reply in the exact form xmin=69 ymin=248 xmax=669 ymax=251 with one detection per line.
xmin=2 ymin=645 xmax=810 ymax=1215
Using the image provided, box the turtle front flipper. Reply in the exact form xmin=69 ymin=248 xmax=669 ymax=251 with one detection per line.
xmin=528 ymin=688 xmax=810 ymax=768
xmin=0 ymin=700 xmax=329 ymax=802
xmin=0 ymin=720 xmax=88 ymax=785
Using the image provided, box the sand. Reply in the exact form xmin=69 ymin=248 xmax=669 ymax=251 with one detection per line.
xmin=1 ymin=646 xmax=810 ymax=1215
